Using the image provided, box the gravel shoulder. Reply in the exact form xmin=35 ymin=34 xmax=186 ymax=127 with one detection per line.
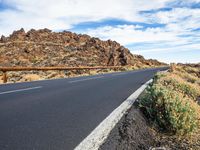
xmin=99 ymin=102 xmax=158 ymax=150
xmin=100 ymin=102 xmax=200 ymax=150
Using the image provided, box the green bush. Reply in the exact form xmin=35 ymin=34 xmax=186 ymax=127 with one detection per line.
xmin=161 ymin=78 xmax=200 ymax=100
xmin=139 ymin=74 xmax=199 ymax=135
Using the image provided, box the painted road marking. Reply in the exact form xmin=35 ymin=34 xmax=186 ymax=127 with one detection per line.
xmin=69 ymin=76 xmax=104 ymax=83
xmin=111 ymin=72 xmax=127 ymax=76
xmin=74 ymin=79 xmax=153 ymax=150
xmin=0 ymin=86 xmax=42 ymax=95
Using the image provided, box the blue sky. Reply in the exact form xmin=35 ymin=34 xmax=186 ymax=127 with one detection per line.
xmin=0 ymin=0 xmax=200 ymax=63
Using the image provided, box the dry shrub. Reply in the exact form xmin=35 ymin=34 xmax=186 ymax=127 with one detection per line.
xmin=139 ymin=73 xmax=200 ymax=135
xmin=158 ymin=73 xmax=200 ymax=101
xmin=173 ymin=65 xmax=200 ymax=85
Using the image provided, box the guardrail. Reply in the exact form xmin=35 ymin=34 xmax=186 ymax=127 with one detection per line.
xmin=0 ymin=66 xmax=123 ymax=83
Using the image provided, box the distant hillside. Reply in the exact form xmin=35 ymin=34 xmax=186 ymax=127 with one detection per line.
xmin=0 ymin=28 xmax=165 ymax=67
xmin=0 ymin=28 xmax=166 ymax=83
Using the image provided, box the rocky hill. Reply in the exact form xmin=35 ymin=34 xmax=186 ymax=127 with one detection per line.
xmin=0 ymin=28 xmax=166 ymax=83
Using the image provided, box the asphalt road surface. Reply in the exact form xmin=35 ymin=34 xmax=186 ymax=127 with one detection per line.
xmin=0 ymin=67 xmax=168 ymax=150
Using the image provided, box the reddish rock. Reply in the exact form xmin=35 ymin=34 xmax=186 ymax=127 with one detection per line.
xmin=0 ymin=35 xmax=7 ymax=42
xmin=10 ymin=28 xmax=26 ymax=40
xmin=0 ymin=28 xmax=166 ymax=68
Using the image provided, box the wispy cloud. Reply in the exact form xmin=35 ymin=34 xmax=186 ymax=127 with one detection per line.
xmin=0 ymin=0 xmax=170 ymax=35
xmin=0 ymin=0 xmax=199 ymax=63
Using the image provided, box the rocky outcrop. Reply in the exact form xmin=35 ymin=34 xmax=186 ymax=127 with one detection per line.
xmin=0 ymin=28 xmax=166 ymax=83
xmin=0 ymin=28 xmax=165 ymax=68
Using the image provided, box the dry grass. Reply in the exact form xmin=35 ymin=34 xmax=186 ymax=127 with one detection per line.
xmin=140 ymin=64 xmax=200 ymax=137
xmin=1 ymin=64 xmax=162 ymax=84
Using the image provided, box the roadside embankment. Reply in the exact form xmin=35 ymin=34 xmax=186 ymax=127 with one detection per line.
xmin=100 ymin=63 xmax=200 ymax=150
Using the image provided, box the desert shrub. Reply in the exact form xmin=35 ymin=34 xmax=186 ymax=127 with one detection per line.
xmin=184 ymin=66 xmax=199 ymax=75
xmin=158 ymin=73 xmax=200 ymax=101
xmin=196 ymin=80 xmax=200 ymax=86
xmin=139 ymin=73 xmax=200 ymax=135
xmin=119 ymin=67 xmax=128 ymax=71
xmin=175 ymin=70 xmax=199 ymax=84
xmin=175 ymin=65 xmax=200 ymax=78
xmin=102 ymin=69 xmax=109 ymax=73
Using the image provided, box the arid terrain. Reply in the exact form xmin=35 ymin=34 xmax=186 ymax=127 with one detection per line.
xmin=101 ymin=63 xmax=200 ymax=150
xmin=0 ymin=28 xmax=165 ymax=83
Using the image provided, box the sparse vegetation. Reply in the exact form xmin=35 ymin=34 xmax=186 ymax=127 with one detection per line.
xmin=97 ymin=63 xmax=200 ymax=149
xmin=139 ymin=64 xmax=200 ymax=136
xmin=0 ymin=28 xmax=166 ymax=83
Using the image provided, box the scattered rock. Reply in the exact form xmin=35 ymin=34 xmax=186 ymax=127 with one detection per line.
xmin=0 ymin=35 xmax=7 ymax=42
xmin=0 ymin=28 xmax=166 ymax=83
xmin=10 ymin=28 xmax=26 ymax=40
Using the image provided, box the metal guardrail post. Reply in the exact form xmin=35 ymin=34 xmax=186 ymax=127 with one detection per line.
xmin=0 ymin=66 xmax=123 ymax=84
xmin=2 ymin=71 xmax=7 ymax=83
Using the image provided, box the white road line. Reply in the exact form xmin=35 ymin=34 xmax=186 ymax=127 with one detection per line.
xmin=111 ymin=72 xmax=127 ymax=76
xmin=74 ymin=79 xmax=153 ymax=150
xmin=69 ymin=76 xmax=104 ymax=83
xmin=0 ymin=86 xmax=42 ymax=95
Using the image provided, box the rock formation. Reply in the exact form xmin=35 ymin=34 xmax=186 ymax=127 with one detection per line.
xmin=0 ymin=28 xmax=166 ymax=83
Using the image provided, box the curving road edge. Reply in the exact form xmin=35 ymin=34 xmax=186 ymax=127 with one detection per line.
xmin=75 ymin=79 xmax=153 ymax=150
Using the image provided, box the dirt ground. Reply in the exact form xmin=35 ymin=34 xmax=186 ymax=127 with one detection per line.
xmin=99 ymin=102 xmax=158 ymax=150
xmin=99 ymin=102 xmax=200 ymax=150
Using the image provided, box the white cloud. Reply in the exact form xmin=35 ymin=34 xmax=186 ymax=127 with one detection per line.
xmin=0 ymin=0 xmax=172 ymax=35
xmin=148 ymin=8 xmax=200 ymax=28
xmin=84 ymin=25 xmax=180 ymax=45
xmin=133 ymin=43 xmax=200 ymax=53
xmin=0 ymin=0 xmax=199 ymax=63
xmin=81 ymin=5 xmax=200 ymax=63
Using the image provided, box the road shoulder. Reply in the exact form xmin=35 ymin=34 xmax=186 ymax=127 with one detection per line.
xmin=99 ymin=103 xmax=158 ymax=150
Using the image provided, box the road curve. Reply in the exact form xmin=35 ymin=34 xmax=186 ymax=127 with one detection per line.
xmin=0 ymin=67 xmax=167 ymax=150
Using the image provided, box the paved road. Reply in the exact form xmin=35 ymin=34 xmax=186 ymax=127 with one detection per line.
xmin=0 ymin=67 xmax=167 ymax=150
